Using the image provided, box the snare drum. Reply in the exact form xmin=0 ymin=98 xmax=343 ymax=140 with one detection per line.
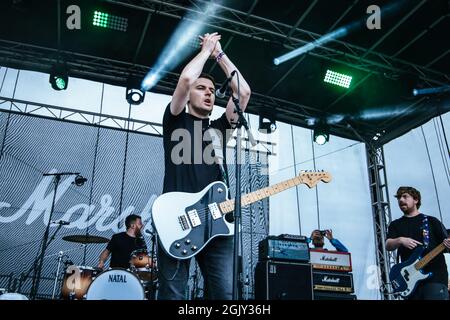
xmin=61 ymin=265 xmax=98 ymax=300
xmin=85 ymin=268 xmax=145 ymax=300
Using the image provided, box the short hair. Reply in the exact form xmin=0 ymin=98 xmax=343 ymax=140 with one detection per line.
xmin=198 ymin=73 xmax=215 ymax=88
xmin=125 ymin=214 xmax=141 ymax=229
xmin=395 ymin=186 xmax=421 ymax=209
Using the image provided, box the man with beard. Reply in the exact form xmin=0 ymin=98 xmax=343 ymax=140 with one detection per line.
xmin=97 ymin=214 xmax=147 ymax=269
xmin=386 ymin=186 xmax=450 ymax=300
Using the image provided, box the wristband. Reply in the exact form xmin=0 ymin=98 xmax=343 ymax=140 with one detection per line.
xmin=216 ymin=51 xmax=225 ymax=63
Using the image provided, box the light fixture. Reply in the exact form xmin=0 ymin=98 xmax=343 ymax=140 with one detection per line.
xmin=126 ymin=76 xmax=145 ymax=105
xmin=93 ymin=10 xmax=128 ymax=32
xmin=324 ymin=69 xmax=352 ymax=88
xmin=313 ymin=123 xmax=329 ymax=145
xmin=258 ymin=116 xmax=277 ymax=134
xmin=49 ymin=64 xmax=68 ymax=91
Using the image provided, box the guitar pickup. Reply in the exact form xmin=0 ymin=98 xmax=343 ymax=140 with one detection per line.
xmin=178 ymin=215 xmax=190 ymax=231
xmin=208 ymin=203 xmax=222 ymax=220
xmin=187 ymin=209 xmax=201 ymax=227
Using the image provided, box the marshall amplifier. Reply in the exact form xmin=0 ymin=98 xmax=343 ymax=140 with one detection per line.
xmin=312 ymin=271 xmax=354 ymax=293
xmin=255 ymin=261 xmax=313 ymax=300
xmin=259 ymin=235 xmax=310 ymax=262
xmin=314 ymin=292 xmax=357 ymax=300
xmin=309 ymin=249 xmax=352 ymax=272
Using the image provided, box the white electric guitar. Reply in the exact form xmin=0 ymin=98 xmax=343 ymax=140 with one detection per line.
xmin=151 ymin=171 xmax=332 ymax=259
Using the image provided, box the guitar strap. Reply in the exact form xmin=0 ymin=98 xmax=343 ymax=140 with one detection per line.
xmin=206 ymin=127 xmax=231 ymax=192
xmin=421 ymin=214 xmax=430 ymax=249
xmin=395 ymin=214 xmax=431 ymax=264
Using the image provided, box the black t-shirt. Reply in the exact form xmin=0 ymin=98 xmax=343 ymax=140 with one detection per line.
xmin=106 ymin=232 xmax=147 ymax=268
xmin=387 ymin=214 xmax=449 ymax=285
xmin=162 ymin=104 xmax=231 ymax=193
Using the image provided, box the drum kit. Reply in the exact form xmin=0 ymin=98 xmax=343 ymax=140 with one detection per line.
xmin=57 ymin=234 xmax=157 ymax=300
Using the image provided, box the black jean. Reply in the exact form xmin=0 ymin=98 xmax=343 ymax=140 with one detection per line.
xmin=157 ymin=236 xmax=234 ymax=300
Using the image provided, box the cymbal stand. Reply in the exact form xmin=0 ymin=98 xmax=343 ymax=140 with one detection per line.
xmin=51 ymin=251 xmax=65 ymax=299
xmin=48 ymin=244 xmax=85 ymax=300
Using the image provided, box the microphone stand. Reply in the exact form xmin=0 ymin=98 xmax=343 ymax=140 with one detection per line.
xmin=149 ymin=231 xmax=157 ymax=300
xmin=22 ymin=223 xmax=63 ymax=294
xmin=230 ymin=75 xmax=255 ymax=300
xmin=29 ymin=172 xmax=78 ymax=300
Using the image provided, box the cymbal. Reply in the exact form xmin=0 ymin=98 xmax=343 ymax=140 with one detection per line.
xmin=62 ymin=235 xmax=109 ymax=244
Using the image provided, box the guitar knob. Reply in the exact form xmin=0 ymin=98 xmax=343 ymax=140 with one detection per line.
xmin=175 ymin=243 xmax=181 ymax=248
xmin=182 ymin=250 xmax=187 ymax=255
xmin=191 ymin=246 xmax=197 ymax=251
xmin=185 ymin=239 xmax=191 ymax=244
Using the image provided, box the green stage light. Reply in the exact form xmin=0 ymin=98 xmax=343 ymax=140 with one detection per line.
xmin=49 ymin=64 xmax=68 ymax=91
xmin=54 ymin=77 xmax=67 ymax=90
xmin=324 ymin=70 xmax=352 ymax=88
xmin=92 ymin=11 xmax=127 ymax=31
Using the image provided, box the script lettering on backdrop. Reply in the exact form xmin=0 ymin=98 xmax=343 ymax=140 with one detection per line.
xmin=0 ymin=169 xmax=158 ymax=232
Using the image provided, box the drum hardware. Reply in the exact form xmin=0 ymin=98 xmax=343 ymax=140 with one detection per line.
xmin=29 ymin=172 xmax=86 ymax=300
xmin=143 ymin=228 xmax=158 ymax=300
xmin=49 ymin=245 xmax=85 ymax=300
xmin=21 ymin=222 xmax=66 ymax=299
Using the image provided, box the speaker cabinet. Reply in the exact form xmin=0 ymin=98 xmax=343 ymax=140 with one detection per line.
xmin=255 ymin=261 xmax=313 ymax=300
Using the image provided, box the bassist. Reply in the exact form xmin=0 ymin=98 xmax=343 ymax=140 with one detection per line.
xmin=386 ymin=186 xmax=450 ymax=300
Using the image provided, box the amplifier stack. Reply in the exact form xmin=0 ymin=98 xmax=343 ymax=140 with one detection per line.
xmin=255 ymin=235 xmax=357 ymax=300
xmin=255 ymin=234 xmax=312 ymax=300
xmin=310 ymin=249 xmax=356 ymax=300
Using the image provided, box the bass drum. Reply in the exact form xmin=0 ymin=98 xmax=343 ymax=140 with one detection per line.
xmin=85 ymin=268 xmax=145 ymax=300
xmin=0 ymin=293 xmax=29 ymax=300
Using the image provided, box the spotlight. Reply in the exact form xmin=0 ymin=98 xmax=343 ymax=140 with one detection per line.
xmin=49 ymin=64 xmax=68 ymax=91
xmin=412 ymin=86 xmax=450 ymax=96
xmin=126 ymin=76 xmax=145 ymax=105
xmin=258 ymin=116 xmax=277 ymax=134
xmin=126 ymin=88 xmax=145 ymax=105
xmin=313 ymin=124 xmax=329 ymax=145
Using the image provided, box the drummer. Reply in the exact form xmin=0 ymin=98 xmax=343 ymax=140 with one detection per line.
xmin=97 ymin=214 xmax=147 ymax=270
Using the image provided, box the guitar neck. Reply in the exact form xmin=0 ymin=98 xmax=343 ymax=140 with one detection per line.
xmin=219 ymin=175 xmax=311 ymax=214
xmin=414 ymin=243 xmax=446 ymax=270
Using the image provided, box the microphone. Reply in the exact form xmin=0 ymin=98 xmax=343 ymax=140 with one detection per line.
xmin=51 ymin=220 xmax=70 ymax=225
xmin=64 ymin=259 xmax=74 ymax=266
xmin=145 ymin=229 xmax=154 ymax=235
xmin=215 ymin=71 xmax=236 ymax=98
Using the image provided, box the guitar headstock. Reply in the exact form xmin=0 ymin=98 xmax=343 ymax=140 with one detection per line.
xmin=298 ymin=170 xmax=332 ymax=188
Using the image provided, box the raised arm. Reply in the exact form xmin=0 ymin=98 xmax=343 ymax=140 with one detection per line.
xmin=170 ymin=33 xmax=221 ymax=116
xmin=210 ymin=41 xmax=251 ymax=126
